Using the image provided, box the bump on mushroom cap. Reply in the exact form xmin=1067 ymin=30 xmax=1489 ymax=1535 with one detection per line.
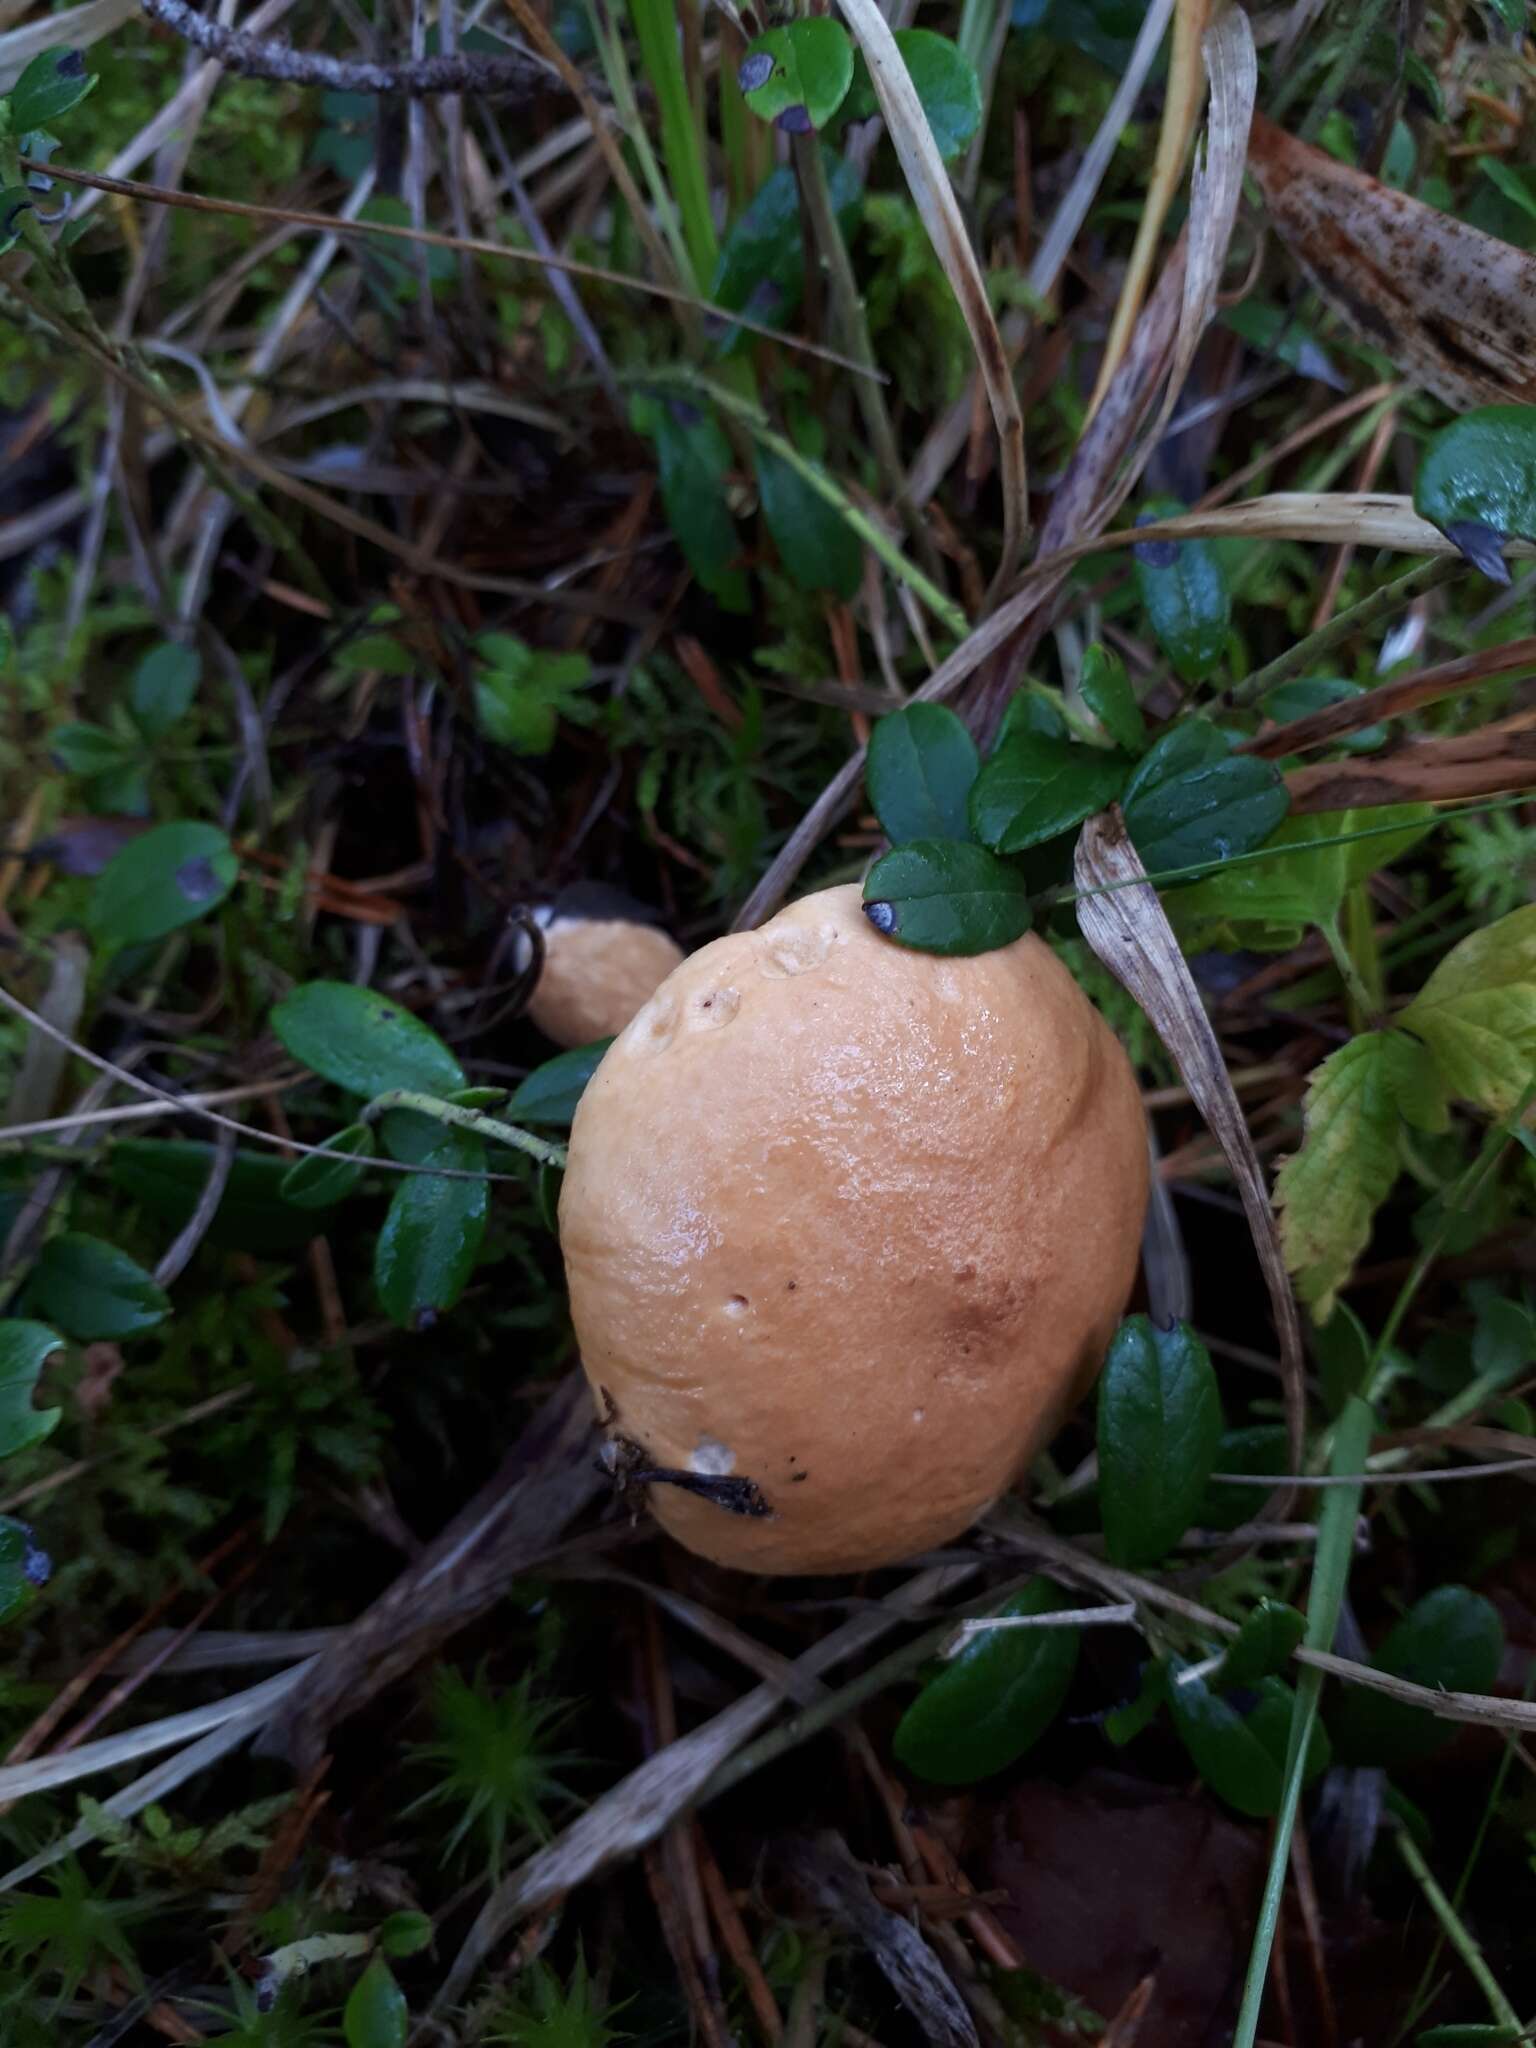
xmin=559 ymin=884 xmax=1148 ymax=1575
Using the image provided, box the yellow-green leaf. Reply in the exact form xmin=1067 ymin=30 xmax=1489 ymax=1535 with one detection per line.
xmin=1275 ymin=1032 xmax=1443 ymax=1320
xmin=1400 ymin=904 xmax=1536 ymax=1117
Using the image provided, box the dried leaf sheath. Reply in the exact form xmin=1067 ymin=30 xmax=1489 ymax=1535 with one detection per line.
xmin=1248 ymin=112 xmax=1536 ymax=410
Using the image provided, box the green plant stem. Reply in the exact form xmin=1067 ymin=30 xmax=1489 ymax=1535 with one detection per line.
xmin=628 ymin=0 xmax=718 ymax=287
xmin=583 ymin=0 xmax=694 ymax=288
xmin=1393 ymin=1827 xmax=1523 ymax=2035
xmin=362 ymin=1090 xmax=567 ymax=1170
xmin=1227 ymin=557 xmax=1463 ymax=710
xmin=1320 ymin=911 xmax=1379 ymax=1031
xmin=1232 ymin=1396 xmax=1373 ymax=2048
xmin=790 ymin=130 xmax=946 ymax=585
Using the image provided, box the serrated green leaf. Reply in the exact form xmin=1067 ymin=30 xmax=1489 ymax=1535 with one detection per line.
xmin=1170 ymin=807 xmax=1434 ymax=953
xmin=1400 ymin=905 xmax=1536 ymax=1117
xmin=1078 ymin=644 xmax=1145 ymax=752
xmin=280 ymin=1125 xmax=373 ymax=1208
xmin=1331 ymin=1586 xmax=1504 ymax=1768
xmin=1098 ymin=1315 xmax=1222 ymax=1567
xmin=271 ymin=982 xmax=465 ymax=1098
xmin=866 ymin=703 xmax=980 ymax=847
xmin=1219 ymin=1601 xmax=1306 ymax=1688
xmin=87 ymin=821 xmax=237 ymax=947
xmin=631 ymin=396 xmax=747 ymax=612
xmin=739 ymin=18 xmax=854 ymax=132
xmin=1121 ymin=717 xmax=1288 ymax=879
xmin=755 ymin=444 xmax=862 ymax=597
xmin=1276 ymin=1030 xmax=1446 ymax=1321
xmin=344 ymin=1954 xmax=407 ymax=2048
xmin=1133 ymin=501 xmax=1231 ymax=682
xmin=969 ymin=727 xmax=1129 ymax=854
xmin=892 ymin=1579 xmax=1079 ymax=1783
xmin=0 ymin=1322 xmax=63 ymax=1460
xmin=862 ymin=839 xmax=1032 ymax=956
xmin=374 ymin=1128 xmax=487 ymax=1330
xmin=1414 ymin=404 xmax=1536 ymax=583
xmin=130 ymin=643 xmax=200 ymax=740
xmin=507 ymin=1040 xmax=613 ymax=1127
xmin=25 ymin=1233 xmax=168 ymax=1342
xmin=10 ymin=47 xmax=96 ymax=129
xmin=1168 ymin=1668 xmax=1330 ymax=1818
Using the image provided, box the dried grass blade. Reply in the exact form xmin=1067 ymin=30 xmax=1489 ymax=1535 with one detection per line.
xmin=0 ymin=0 xmax=136 ymax=84
xmin=1248 ymin=111 xmax=1536 ymax=409
xmin=432 ymin=1562 xmax=977 ymax=2012
xmin=1086 ymin=0 xmax=1207 ymax=414
xmin=836 ymin=0 xmax=1027 ymax=594
xmin=1287 ymin=707 xmax=1536 ymax=812
xmin=1073 ymin=812 xmax=1305 ymax=1478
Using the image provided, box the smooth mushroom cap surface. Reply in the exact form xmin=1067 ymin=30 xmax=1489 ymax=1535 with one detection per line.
xmin=526 ymin=916 xmax=685 ymax=1047
xmin=559 ymin=884 xmax=1149 ymax=1575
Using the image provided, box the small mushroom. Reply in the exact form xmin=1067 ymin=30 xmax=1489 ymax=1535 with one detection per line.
xmin=559 ymin=883 xmax=1149 ymax=1575
xmin=517 ymin=884 xmax=685 ymax=1048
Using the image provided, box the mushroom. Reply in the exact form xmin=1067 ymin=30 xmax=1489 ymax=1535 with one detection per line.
xmin=517 ymin=884 xmax=685 ymax=1048
xmin=559 ymin=883 xmax=1149 ymax=1575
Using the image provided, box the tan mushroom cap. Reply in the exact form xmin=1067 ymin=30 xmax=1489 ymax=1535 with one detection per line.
xmin=559 ymin=884 xmax=1148 ymax=1575
xmin=527 ymin=917 xmax=685 ymax=1047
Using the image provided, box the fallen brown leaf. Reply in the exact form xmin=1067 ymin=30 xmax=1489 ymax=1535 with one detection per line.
xmin=1248 ymin=111 xmax=1536 ymax=409
xmin=1287 ymin=707 xmax=1536 ymax=811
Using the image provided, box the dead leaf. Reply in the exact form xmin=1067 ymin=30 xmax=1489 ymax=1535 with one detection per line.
xmin=1248 ymin=111 xmax=1536 ymax=410
xmin=1243 ymin=634 xmax=1536 ymax=758
xmin=1072 ymin=811 xmax=1305 ymax=1480
xmin=1286 ymin=707 xmax=1536 ymax=811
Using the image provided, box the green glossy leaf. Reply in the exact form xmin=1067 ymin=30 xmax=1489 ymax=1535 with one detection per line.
xmin=969 ymin=727 xmax=1128 ymax=854
xmin=109 ymin=1139 xmax=344 ymax=1253
xmin=271 ymin=982 xmax=465 ymax=1098
xmin=1079 ymin=644 xmax=1145 ymax=752
xmin=1102 ymin=1656 xmax=1168 ymax=1746
xmin=1121 ymin=717 xmax=1288 ymax=879
xmin=10 ymin=47 xmax=96 ymax=129
xmin=1133 ymin=501 xmax=1230 ymax=682
xmin=378 ymin=1912 xmax=433 ymax=1960
xmin=280 ymin=1125 xmax=373 ymax=1208
xmin=49 ymin=723 xmax=137 ymax=776
xmin=87 ymin=821 xmax=237 ymax=947
xmin=1168 ymin=1668 xmax=1330 ymax=1818
xmin=0 ymin=1516 xmax=49 ymax=1626
xmin=739 ymin=19 xmax=854 ymax=132
xmin=374 ymin=1127 xmax=487 ymax=1330
xmin=866 ymin=704 xmax=980 ymax=847
xmin=1261 ymin=674 xmax=1386 ymax=754
xmin=1198 ymin=1424 xmax=1287 ymax=1532
xmin=631 ymin=395 xmax=747 ymax=612
xmin=710 ymin=156 xmax=860 ymax=352
xmin=755 ymin=444 xmax=862 ymax=597
xmin=1332 ymin=1586 xmax=1504 ymax=1767
xmin=1098 ymin=1315 xmax=1222 ymax=1567
xmin=862 ymin=839 xmax=1032 ymax=956
xmin=892 ymin=1579 xmax=1079 ymax=1783
xmin=506 ymin=1040 xmax=613 ymax=1127
xmin=843 ymin=31 xmax=982 ymax=160
xmin=1220 ymin=1600 xmax=1306 ymax=1687
xmin=0 ymin=1322 xmax=63 ymax=1459
xmin=344 ymin=1954 xmax=407 ymax=2048
xmin=1414 ymin=404 xmax=1536 ymax=584
xmin=130 ymin=643 xmax=200 ymax=740
xmin=25 ymin=1233 xmax=168 ymax=1341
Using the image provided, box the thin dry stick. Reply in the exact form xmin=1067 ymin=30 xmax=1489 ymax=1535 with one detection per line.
xmin=140 ymin=0 xmax=557 ymax=93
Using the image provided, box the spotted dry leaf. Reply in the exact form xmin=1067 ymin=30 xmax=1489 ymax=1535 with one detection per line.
xmin=1248 ymin=112 xmax=1536 ymax=411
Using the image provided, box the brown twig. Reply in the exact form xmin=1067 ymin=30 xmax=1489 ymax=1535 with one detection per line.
xmin=140 ymin=0 xmax=557 ymax=95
